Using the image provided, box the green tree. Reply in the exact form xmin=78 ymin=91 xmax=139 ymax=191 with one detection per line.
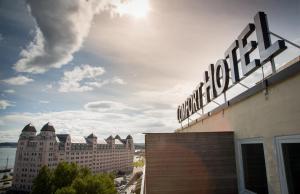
xmin=31 ymin=162 xmax=117 ymax=194
xmin=53 ymin=162 xmax=79 ymax=190
xmin=55 ymin=186 xmax=76 ymax=194
xmin=2 ymin=174 xmax=8 ymax=180
xmin=31 ymin=166 xmax=53 ymax=194
xmin=72 ymin=174 xmax=117 ymax=194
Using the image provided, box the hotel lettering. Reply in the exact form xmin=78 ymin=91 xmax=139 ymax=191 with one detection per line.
xmin=177 ymin=12 xmax=287 ymax=123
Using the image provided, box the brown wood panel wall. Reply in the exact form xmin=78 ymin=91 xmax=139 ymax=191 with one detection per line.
xmin=145 ymin=132 xmax=238 ymax=194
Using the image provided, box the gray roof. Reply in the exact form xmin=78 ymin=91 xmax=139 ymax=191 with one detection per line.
xmin=22 ymin=123 xmax=37 ymax=132
xmin=87 ymin=133 xmax=97 ymax=138
xmin=41 ymin=122 xmax=55 ymax=132
xmin=56 ymin=134 xmax=69 ymax=143
xmin=126 ymin=135 xmax=133 ymax=139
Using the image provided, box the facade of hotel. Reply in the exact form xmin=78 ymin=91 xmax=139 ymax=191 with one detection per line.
xmin=144 ymin=12 xmax=300 ymax=194
xmin=12 ymin=123 xmax=134 ymax=193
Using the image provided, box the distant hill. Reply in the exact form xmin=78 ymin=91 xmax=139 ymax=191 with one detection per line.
xmin=134 ymin=143 xmax=145 ymax=149
xmin=0 ymin=142 xmax=17 ymax=148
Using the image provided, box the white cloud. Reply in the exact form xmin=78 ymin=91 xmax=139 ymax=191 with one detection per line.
xmin=84 ymin=101 xmax=136 ymax=112
xmin=58 ymin=64 xmax=125 ymax=92
xmin=39 ymin=100 xmax=50 ymax=104
xmin=2 ymin=75 xmax=34 ymax=85
xmin=135 ymin=83 xmax=195 ymax=108
xmin=0 ymin=95 xmax=181 ymax=142
xmin=58 ymin=64 xmax=105 ymax=92
xmin=0 ymin=100 xmax=13 ymax=110
xmin=111 ymin=77 xmax=126 ymax=85
xmin=12 ymin=0 xmax=136 ymax=74
xmin=0 ymin=105 xmax=176 ymax=142
xmin=3 ymin=89 xmax=15 ymax=94
xmin=86 ymin=80 xmax=109 ymax=88
xmin=46 ymin=84 xmax=53 ymax=89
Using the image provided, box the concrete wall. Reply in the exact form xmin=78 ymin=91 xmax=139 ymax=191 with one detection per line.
xmin=177 ymin=58 xmax=300 ymax=194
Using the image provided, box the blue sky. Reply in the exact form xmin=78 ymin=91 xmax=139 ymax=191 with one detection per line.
xmin=0 ymin=0 xmax=299 ymax=143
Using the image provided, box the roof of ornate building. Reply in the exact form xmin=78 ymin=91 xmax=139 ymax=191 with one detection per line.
xmin=41 ymin=122 xmax=55 ymax=132
xmin=22 ymin=123 xmax=37 ymax=133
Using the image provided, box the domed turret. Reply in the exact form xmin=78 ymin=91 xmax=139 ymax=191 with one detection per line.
xmin=41 ymin=122 xmax=55 ymax=132
xmin=126 ymin=135 xmax=133 ymax=139
xmin=86 ymin=133 xmax=97 ymax=145
xmin=115 ymin=135 xmax=121 ymax=139
xmin=22 ymin=123 xmax=36 ymax=133
xmin=87 ymin=133 xmax=97 ymax=139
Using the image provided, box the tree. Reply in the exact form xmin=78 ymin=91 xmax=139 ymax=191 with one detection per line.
xmin=72 ymin=174 xmax=117 ymax=194
xmin=53 ymin=162 xmax=79 ymax=190
xmin=55 ymin=186 xmax=76 ymax=194
xmin=31 ymin=166 xmax=54 ymax=194
xmin=31 ymin=162 xmax=117 ymax=194
xmin=2 ymin=174 xmax=8 ymax=180
xmin=133 ymin=159 xmax=144 ymax=167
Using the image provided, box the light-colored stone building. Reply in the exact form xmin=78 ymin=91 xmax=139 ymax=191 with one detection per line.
xmin=12 ymin=123 xmax=134 ymax=193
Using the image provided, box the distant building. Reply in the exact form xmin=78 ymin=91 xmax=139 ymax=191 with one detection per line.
xmin=12 ymin=123 xmax=134 ymax=193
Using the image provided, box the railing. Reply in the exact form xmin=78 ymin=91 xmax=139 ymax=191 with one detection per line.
xmin=179 ymin=32 xmax=300 ymax=129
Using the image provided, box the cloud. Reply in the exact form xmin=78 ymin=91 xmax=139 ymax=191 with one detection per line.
xmin=0 ymin=33 xmax=3 ymax=42
xmin=58 ymin=64 xmax=126 ymax=92
xmin=13 ymin=0 xmax=97 ymax=73
xmin=84 ymin=101 xmax=136 ymax=112
xmin=46 ymin=84 xmax=53 ymax=89
xmin=3 ymin=89 xmax=15 ymax=94
xmin=12 ymin=0 xmax=138 ymax=74
xmin=39 ymin=100 xmax=50 ymax=104
xmin=2 ymin=75 xmax=34 ymax=85
xmin=58 ymin=64 xmax=105 ymax=92
xmin=135 ymin=83 xmax=195 ymax=108
xmin=111 ymin=77 xmax=126 ymax=85
xmin=0 ymin=100 xmax=13 ymax=110
xmin=0 ymin=107 xmax=176 ymax=142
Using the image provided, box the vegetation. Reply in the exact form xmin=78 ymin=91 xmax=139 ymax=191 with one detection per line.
xmin=2 ymin=174 xmax=8 ymax=180
xmin=31 ymin=162 xmax=117 ymax=194
xmin=133 ymin=159 xmax=144 ymax=168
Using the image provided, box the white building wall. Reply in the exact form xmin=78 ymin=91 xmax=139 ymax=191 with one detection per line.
xmin=12 ymin=130 xmax=134 ymax=193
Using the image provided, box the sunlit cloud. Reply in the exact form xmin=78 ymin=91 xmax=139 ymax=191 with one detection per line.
xmin=112 ymin=0 xmax=150 ymax=18
xmin=0 ymin=100 xmax=14 ymax=110
xmin=2 ymin=75 xmax=34 ymax=85
xmin=58 ymin=64 xmax=105 ymax=92
xmin=12 ymin=0 xmax=140 ymax=74
xmin=3 ymin=89 xmax=15 ymax=94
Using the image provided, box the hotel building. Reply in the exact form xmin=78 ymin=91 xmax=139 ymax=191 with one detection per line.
xmin=144 ymin=12 xmax=300 ymax=194
xmin=12 ymin=123 xmax=134 ymax=193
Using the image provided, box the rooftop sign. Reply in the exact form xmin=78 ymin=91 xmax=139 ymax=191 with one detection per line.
xmin=177 ymin=12 xmax=287 ymax=123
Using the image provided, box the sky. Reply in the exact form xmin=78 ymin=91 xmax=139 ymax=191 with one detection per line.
xmin=0 ymin=0 xmax=299 ymax=143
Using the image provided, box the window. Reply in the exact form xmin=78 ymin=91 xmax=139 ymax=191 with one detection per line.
xmin=238 ymin=139 xmax=269 ymax=194
xmin=275 ymin=135 xmax=300 ymax=194
xmin=282 ymin=143 xmax=300 ymax=194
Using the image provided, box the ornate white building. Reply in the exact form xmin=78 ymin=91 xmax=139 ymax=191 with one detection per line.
xmin=12 ymin=123 xmax=134 ymax=193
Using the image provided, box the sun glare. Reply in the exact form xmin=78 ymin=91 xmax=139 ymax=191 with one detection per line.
xmin=115 ymin=0 xmax=150 ymax=18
